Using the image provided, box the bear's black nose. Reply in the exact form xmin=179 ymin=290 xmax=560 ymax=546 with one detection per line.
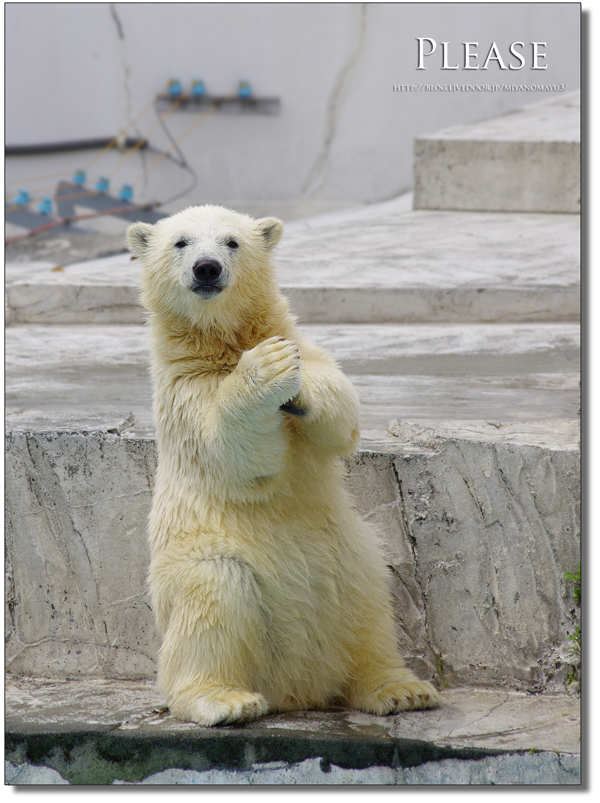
xmin=193 ymin=259 xmax=222 ymax=284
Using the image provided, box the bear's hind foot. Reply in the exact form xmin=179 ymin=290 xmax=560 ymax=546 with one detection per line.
xmin=169 ymin=686 xmax=269 ymax=727
xmin=350 ymin=677 xmax=441 ymax=716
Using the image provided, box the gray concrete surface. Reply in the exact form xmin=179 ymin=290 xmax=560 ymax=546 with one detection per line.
xmin=5 ymin=321 xmax=580 ymax=432
xmin=5 ymin=229 xmax=132 ymax=267
xmin=6 ymin=202 xmax=580 ymax=324
xmin=414 ymin=92 xmax=580 ymax=213
xmin=5 ymin=678 xmax=580 ymax=785
xmin=5 ymin=417 xmax=580 ymax=691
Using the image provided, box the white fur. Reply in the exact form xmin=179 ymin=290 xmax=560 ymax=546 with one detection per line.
xmin=127 ymin=205 xmax=440 ymax=725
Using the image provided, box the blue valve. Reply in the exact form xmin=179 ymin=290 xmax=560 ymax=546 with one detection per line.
xmin=95 ymin=176 xmax=110 ymax=192
xmin=191 ymin=79 xmax=206 ymax=98
xmin=238 ymin=80 xmax=252 ymax=98
xmin=168 ymin=79 xmax=183 ymax=97
xmin=119 ymin=183 xmax=133 ymax=202
xmin=13 ymin=189 xmax=30 ymax=206
xmin=73 ymin=169 xmax=86 ymax=185
xmin=38 ymin=196 xmax=53 ymax=215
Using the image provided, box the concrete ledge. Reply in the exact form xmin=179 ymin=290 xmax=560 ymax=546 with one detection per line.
xmin=5 ymin=421 xmax=580 ymax=692
xmin=414 ymin=140 xmax=580 ymax=214
xmin=413 ymin=93 xmax=580 ymax=213
xmin=283 ymin=285 xmax=580 ymax=325
xmin=5 ymin=678 xmax=580 ymax=785
xmin=5 ymin=283 xmax=144 ymax=326
xmin=5 ymin=321 xmax=581 ymax=430
xmin=6 ymin=206 xmax=580 ymax=325
xmin=5 ymin=283 xmax=580 ymax=327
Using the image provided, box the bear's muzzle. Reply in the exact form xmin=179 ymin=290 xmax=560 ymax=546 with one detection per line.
xmin=191 ymin=259 xmax=225 ymax=297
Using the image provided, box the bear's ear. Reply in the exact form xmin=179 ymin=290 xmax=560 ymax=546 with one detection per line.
xmin=127 ymin=222 xmax=155 ymax=257
xmin=256 ymin=217 xmax=283 ymax=251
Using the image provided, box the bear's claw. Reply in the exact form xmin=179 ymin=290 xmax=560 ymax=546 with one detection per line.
xmin=279 ymin=403 xmax=306 ymax=416
xmin=354 ymin=679 xmax=441 ymax=715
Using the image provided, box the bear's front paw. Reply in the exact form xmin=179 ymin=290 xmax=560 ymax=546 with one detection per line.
xmin=238 ymin=336 xmax=302 ymax=408
xmin=171 ymin=686 xmax=269 ymax=727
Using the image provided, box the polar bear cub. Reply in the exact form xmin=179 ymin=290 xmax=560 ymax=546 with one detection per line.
xmin=127 ymin=205 xmax=440 ymax=726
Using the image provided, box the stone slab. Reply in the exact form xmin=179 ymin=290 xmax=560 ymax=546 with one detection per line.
xmin=6 ymin=206 xmax=580 ymax=324
xmin=5 ymin=678 xmax=580 ymax=785
xmin=5 ymin=321 xmax=580 ymax=434
xmin=414 ymin=92 xmax=580 ymax=213
xmin=5 ymin=421 xmax=580 ymax=691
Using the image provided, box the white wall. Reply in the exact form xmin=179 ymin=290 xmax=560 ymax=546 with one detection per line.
xmin=5 ymin=2 xmax=580 ymax=206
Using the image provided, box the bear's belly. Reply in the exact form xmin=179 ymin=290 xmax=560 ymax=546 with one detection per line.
xmin=151 ymin=498 xmax=366 ymax=706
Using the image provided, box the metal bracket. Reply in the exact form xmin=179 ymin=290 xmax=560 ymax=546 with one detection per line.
xmin=156 ymin=94 xmax=281 ymax=115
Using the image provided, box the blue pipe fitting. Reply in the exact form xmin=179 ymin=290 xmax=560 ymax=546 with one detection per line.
xmin=38 ymin=196 xmax=53 ymax=215
xmin=168 ymin=79 xmax=183 ymax=97
xmin=73 ymin=169 xmax=86 ymax=185
xmin=238 ymin=80 xmax=252 ymax=98
xmin=96 ymin=177 xmax=110 ymax=192
xmin=13 ymin=189 xmax=30 ymax=206
xmin=191 ymin=79 xmax=206 ymax=97
xmin=119 ymin=183 xmax=133 ymax=202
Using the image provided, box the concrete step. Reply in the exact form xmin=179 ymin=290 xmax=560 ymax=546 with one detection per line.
xmin=5 ymin=321 xmax=580 ymax=434
xmin=5 ymin=419 xmax=580 ymax=692
xmin=5 ymin=678 xmax=580 ymax=785
xmin=5 ymin=205 xmax=579 ymax=325
xmin=413 ymin=92 xmax=580 ymax=214
xmin=5 ymin=321 xmax=580 ymax=693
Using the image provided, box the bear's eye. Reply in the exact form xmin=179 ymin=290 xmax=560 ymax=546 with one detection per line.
xmin=227 ymin=239 xmax=239 ymax=250
xmin=174 ymin=240 xmax=187 ymax=249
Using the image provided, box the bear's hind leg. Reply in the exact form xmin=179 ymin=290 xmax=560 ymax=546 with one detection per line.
xmin=155 ymin=554 xmax=269 ymax=726
xmin=341 ymin=597 xmax=440 ymax=715
xmin=345 ymin=664 xmax=440 ymax=715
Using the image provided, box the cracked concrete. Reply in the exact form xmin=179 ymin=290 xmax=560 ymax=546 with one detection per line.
xmin=5 ymin=419 xmax=580 ymax=692
xmin=302 ymin=3 xmax=368 ymax=197
xmin=6 ymin=753 xmax=580 ymax=785
xmin=5 ymin=427 xmax=157 ymax=679
xmin=348 ymin=440 xmax=580 ymax=692
xmin=109 ymin=3 xmax=132 ymax=123
xmin=5 ymin=678 xmax=580 ymax=785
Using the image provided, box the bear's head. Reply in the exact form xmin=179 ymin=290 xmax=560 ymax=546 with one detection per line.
xmin=127 ymin=205 xmax=284 ymax=331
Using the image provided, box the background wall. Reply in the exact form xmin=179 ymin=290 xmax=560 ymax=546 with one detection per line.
xmin=5 ymin=2 xmax=580 ymax=210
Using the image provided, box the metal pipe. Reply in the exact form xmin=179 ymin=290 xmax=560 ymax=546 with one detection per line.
xmin=6 ymin=137 xmax=148 ymax=156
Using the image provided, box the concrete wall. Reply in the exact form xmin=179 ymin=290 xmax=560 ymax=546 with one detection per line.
xmin=5 ymin=3 xmax=580 ymax=206
xmin=5 ymin=427 xmax=580 ymax=692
